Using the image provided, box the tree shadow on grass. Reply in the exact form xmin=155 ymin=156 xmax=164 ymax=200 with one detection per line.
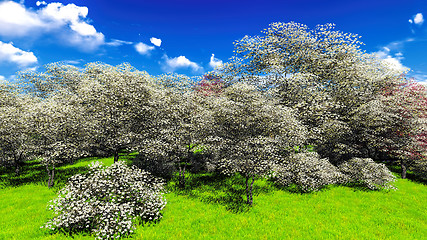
xmin=167 ymin=172 xmax=277 ymax=213
xmin=0 ymin=152 xmax=138 ymax=191
xmin=0 ymin=159 xmax=90 ymax=191
xmin=265 ymin=178 xmax=389 ymax=194
xmin=387 ymin=164 xmax=427 ymax=186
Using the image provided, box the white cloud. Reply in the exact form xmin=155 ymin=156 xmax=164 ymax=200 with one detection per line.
xmin=0 ymin=41 xmax=37 ymax=67
xmin=394 ymin=52 xmax=404 ymax=60
xmin=162 ymin=55 xmax=203 ymax=73
xmin=106 ymin=39 xmax=133 ymax=47
xmin=70 ymin=21 xmax=97 ymax=36
xmin=24 ymin=66 xmax=38 ymax=72
xmin=150 ymin=37 xmax=162 ymax=47
xmin=409 ymin=13 xmax=424 ymax=26
xmin=414 ymin=13 xmax=424 ymax=25
xmin=374 ymin=47 xmax=409 ymax=73
xmin=382 ymin=57 xmax=408 ymax=72
xmin=383 ymin=38 xmax=414 ymax=51
xmin=40 ymin=3 xmax=89 ymax=24
xmin=63 ymin=59 xmax=83 ymax=65
xmin=40 ymin=2 xmax=105 ymax=50
xmin=209 ymin=54 xmax=223 ymax=69
xmin=0 ymin=1 xmax=105 ymax=51
xmin=0 ymin=75 xmax=5 ymax=81
xmin=411 ymin=72 xmax=427 ymax=85
xmin=0 ymin=1 xmax=45 ymax=37
xmin=135 ymin=42 xmax=154 ymax=55
xmin=36 ymin=1 xmax=47 ymax=7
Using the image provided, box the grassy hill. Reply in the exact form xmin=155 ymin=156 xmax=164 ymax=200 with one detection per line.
xmin=0 ymin=155 xmax=426 ymax=240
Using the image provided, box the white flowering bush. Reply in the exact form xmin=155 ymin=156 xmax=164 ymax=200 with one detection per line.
xmin=270 ymin=152 xmax=348 ymax=192
xmin=41 ymin=160 xmax=167 ymax=240
xmin=337 ymin=157 xmax=396 ymax=190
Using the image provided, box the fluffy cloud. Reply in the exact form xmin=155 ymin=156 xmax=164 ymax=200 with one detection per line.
xmin=0 ymin=1 xmax=45 ymax=37
xmin=382 ymin=57 xmax=408 ymax=72
xmin=374 ymin=47 xmax=409 ymax=72
xmin=0 ymin=1 xmax=105 ymax=51
xmin=40 ymin=2 xmax=105 ymax=50
xmin=162 ymin=55 xmax=203 ymax=73
xmin=394 ymin=52 xmax=404 ymax=59
xmin=409 ymin=13 xmax=424 ymax=25
xmin=150 ymin=37 xmax=162 ymax=47
xmin=106 ymin=39 xmax=133 ymax=47
xmin=36 ymin=1 xmax=47 ymax=7
xmin=0 ymin=75 xmax=5 ymax=81
xmin=414 ymin=13 xmax=424 ymax=25
xmin=135 ymin=42 xmax=155 ymax=55
xmin=0 ymin=41 xmax=37 ymax=67
xmin=209 ymin=54 xmax=223 ymax=69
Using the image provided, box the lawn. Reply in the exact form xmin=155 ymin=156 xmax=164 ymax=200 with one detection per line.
xmin=0 ymin=155 xmax=426 ymax=240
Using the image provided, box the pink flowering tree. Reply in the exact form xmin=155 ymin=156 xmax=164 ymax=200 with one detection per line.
xmin=379 ymin=74 xmax=427 ymax=178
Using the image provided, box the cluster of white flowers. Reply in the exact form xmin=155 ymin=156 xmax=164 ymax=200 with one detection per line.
xmin=338 ymin=158 xmax=396 ymax=190
xmin=41 ymin=160 xmax=167 ymax=240
xmin=271 ymin=152 xmax=348 ymax=192
xmin=270 ymin=153 xmax=396 ymax=192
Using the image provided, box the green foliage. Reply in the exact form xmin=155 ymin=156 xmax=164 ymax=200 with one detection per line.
xmin=186 ymin=143 xmax=206 ymax=154
xmin=291 ymin=145 xmax=316 ymax=153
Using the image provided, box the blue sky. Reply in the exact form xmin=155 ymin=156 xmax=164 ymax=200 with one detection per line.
xmin=0 ymin=0 xmax=426 ymax=84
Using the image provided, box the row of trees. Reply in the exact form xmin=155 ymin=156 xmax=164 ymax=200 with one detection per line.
xmin=1 ymin=22 xmax=426 ymax=206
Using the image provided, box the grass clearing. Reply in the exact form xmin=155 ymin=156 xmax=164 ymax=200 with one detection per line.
xmin=1 ymin=155 xmax=426 ymax=240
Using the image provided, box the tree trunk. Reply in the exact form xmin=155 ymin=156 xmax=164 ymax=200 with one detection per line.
xmin=249 ymin=175 xmax=255 ymax=205
xmin=114 ymin=150 xmax=119 ymax=163
xmin=245 ymin=175 xmax=255 ymax=206
xmin=13 ymin=152 xmax=23 ymax=176
xmin=179 ymin=165 xmax=182 ymax=187
xmin=245 ymin=176 xmax=249 ymax=204
xmin=182 ymin=165 xmax=186 ymax=187
xmin=14 ymin=159 xmax=20 ymax=176
xmin=52 ymin=165 xmax=55 ymax=188
xmin=178 ymin=165 xmax=186 ymax=188
xmin=46 ymin=163 xmax=55 ymax=188
xmin=178 ymin=145 xmax=194 ymax=188
xmin=45 ymin=164 xmax=50 ymax=187
xmin=401 ymin=159 xmax=407 ymax=179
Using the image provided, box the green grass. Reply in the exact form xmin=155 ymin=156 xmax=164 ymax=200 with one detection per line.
xmin=1 ymin=155 xmax=426 ymax=240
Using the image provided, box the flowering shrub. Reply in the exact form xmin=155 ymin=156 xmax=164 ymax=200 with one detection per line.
xmin=41 ymin=161 xmax=167 ymax=240
xmin=338 ymin=158 xmax=396 ymax=190
xmin=270 ymin=152 xmax=347 ymax=192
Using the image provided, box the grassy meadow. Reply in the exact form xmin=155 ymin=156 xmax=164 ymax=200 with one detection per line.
xmin=0 ymin=154 xmax=426 ymax=240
